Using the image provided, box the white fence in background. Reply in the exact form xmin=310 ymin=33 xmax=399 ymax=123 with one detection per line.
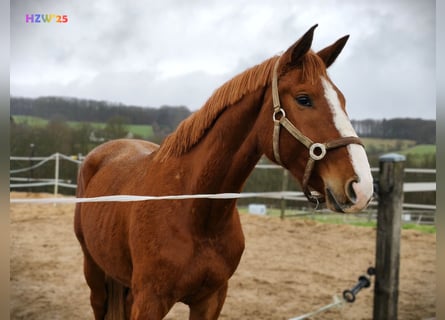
xmin=10 ymin=153 xmax=83 ymax=195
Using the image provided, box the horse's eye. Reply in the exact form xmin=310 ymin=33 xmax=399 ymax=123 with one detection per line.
xmin=296 ymin=95 xmax=312 ymax=107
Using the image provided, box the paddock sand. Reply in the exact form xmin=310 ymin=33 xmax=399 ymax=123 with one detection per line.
xmin=10 ymin=192 xmax=436 ymax=319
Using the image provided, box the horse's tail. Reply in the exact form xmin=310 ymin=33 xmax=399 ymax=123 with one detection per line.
xmin=105 ymin=276 xmax=127 ymax=320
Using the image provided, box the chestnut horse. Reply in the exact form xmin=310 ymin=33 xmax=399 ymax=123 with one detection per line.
xmin=74 ymin=25 xmax=373 ymax=320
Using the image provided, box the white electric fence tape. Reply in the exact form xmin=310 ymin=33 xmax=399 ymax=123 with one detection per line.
xmin=10 ymin=191 xmax=307 ymax=204
xmin=288 ymin=295 xmax=345 ymax=320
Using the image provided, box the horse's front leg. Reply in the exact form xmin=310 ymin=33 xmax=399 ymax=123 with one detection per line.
xmin=129 ymin=285 xmax=175 ymax=320
xmin=188 ymin=282 xmax=228 ymax=320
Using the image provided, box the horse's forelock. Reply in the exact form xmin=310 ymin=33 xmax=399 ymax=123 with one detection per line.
xmin=287 ymin=50 xmax=328 ymax=84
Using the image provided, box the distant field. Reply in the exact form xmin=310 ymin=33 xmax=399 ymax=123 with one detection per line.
xmin=361 ymin=137 xmax=417 ymax=152
xmin=13 ymin=115 xmax=48 ymax=127
xmin=354 ymin=138 xmax=435 ymax=167
xmin=399 ymin=144 xmax=436 ymax=166
xmin=400 ymin=144 xmax=436 ymax=155
xmin=12 ymin=115 xmax=154 ymax=139
xmin=11 ymin=116 xmax=435 ymax=154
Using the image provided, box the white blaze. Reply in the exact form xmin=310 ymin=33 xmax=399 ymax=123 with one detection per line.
xmin=321 ymin=77 xmax=374 ymax=210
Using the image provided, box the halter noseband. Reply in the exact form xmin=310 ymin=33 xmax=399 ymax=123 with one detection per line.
xmin=271 ymin=57 xmax=363 ymax=203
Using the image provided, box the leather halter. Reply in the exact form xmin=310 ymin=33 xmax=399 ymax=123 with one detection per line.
xmin=271 ymin=57 xmax=363 ymax=203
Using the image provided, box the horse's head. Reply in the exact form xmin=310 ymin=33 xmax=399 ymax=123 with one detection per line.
xmin=259 ymin=25 xmax=373 ymax=213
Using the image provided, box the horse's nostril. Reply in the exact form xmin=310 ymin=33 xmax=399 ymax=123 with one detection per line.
xmin=346 ymin=180 xmax=358 ymax=204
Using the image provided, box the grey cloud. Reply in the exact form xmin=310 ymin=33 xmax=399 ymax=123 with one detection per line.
xmin=10 ymin=0 xmax=436 ymax=120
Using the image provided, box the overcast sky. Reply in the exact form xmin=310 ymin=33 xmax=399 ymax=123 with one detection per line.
xmin=11 ymin=0 xmax=435 ymax=120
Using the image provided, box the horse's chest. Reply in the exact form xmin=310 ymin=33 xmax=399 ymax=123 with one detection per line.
xmin=181 ymin=236 xmax=244 ymax=303
xmin=197 ymin=238 xmax=243 ymax=275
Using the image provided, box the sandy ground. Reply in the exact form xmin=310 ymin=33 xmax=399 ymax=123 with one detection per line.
xmin=10 ymin=192 xmax=436 ymax=319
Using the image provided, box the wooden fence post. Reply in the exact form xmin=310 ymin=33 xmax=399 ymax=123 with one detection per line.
xmin=373 ymin=153 xmax=406 ymax=320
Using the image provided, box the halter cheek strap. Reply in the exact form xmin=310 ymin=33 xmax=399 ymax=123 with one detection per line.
xmin=271 ymin=57 xmax=363 ymax=203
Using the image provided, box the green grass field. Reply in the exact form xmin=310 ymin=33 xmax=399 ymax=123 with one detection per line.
xmin=361 ymin=138 xmax=435 ymax=167
xmin=13 ymin=115 xmax=48 ymax=127
xmin=399 ymin=144 xmax=436 ymax=166
xmin=361 ymin=137 xmax=417 ymax=152
xmin=400 ymin=144 xmax=436 ymax=155
xmin=13 ymin=115 xmax=154 ymax=139
xmin=126 ymin=124 xmax=154 ymax=138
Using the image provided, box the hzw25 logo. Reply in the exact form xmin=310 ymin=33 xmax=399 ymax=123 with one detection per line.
xmin=25 ymin=14 xmax=69 ymax=23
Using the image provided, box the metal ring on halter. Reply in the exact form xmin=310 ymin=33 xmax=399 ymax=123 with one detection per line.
xmin=309 ymin=143 xmax=327 ymax=160
xmin=272 ymin=108 xmax=286 ymax=122
xmin=313 ymin=194 xmax=320 ymax=211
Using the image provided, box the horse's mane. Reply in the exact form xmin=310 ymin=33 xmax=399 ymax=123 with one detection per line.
xmin=156 ymin=51 xmax=325 ymax=161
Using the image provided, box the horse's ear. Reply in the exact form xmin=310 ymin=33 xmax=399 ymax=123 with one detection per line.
xmin=317 ymin=35 xmax=349 ymax=68
xmin=282 ymin=24 xmax=318 ymax=67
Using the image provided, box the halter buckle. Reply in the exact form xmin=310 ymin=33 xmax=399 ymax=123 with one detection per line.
xmin=309 ymin=143 xmax=327 ymax=161
xmin=272 ymin=108 xmax=286 ymax=122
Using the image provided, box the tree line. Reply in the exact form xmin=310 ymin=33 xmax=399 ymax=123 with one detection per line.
xmin=10 ymin=96 xmax=437 ymax=166
xmin=12 ymin=96 xmax=435 ymax=145
xmin=351 ymin=118 xmax=435 ymax=144
xmin=11 ymin=96 xmax=191 ymax=135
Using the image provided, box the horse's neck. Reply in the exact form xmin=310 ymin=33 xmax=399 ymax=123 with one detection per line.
xmin=186 ymin=89 xmax=265 ymax=194
xmin=155 ymin=88 xmax=266 ymax=230
xmin=187 ymin=89 xmax=267 ymax=230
